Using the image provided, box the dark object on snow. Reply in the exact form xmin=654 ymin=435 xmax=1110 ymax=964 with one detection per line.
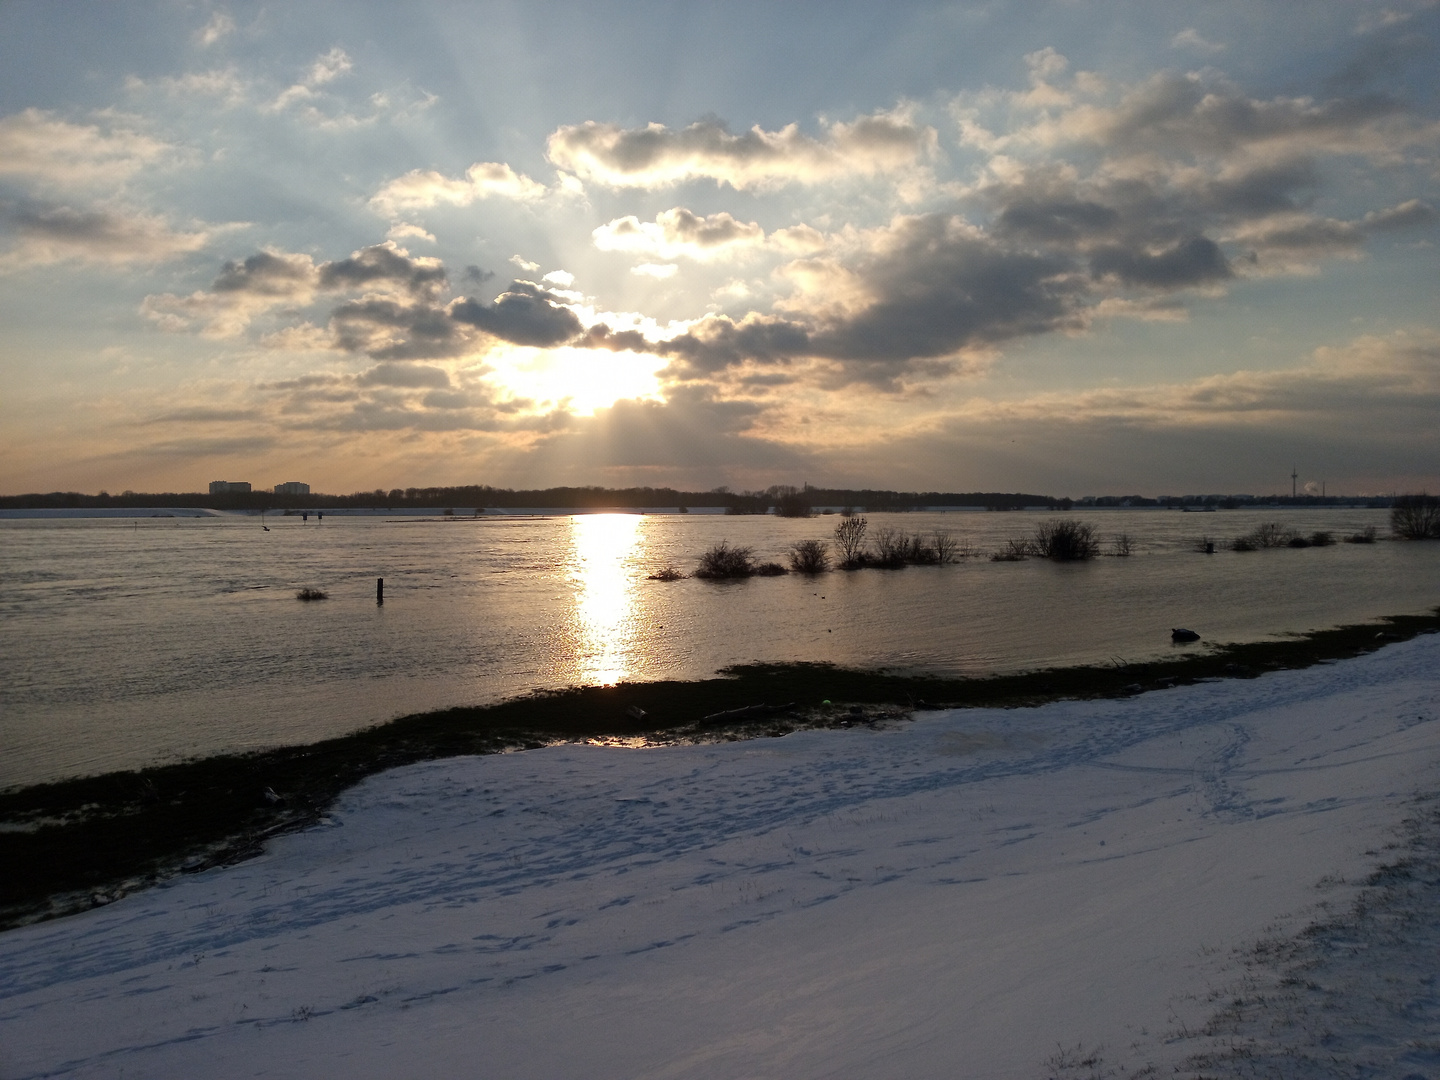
xmin=1171 ymin=628 xmax=1201 ymax=642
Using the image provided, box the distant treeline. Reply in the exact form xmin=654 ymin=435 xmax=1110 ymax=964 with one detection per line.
xmin=0 ymin=485 xmax=1398 ymax=512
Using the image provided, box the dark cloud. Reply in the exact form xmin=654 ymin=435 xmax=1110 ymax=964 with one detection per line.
xmin=450 ymin=280 xmax=585 ymax=347
xmin=357 ymin=362 xmax=451 ymax=389
xmin=652 ymin=216 xmax=1085 ymax=385
xmin=329 ymin=298 xmax=466 ymax=359
xmin=662 ymin=316 xmax=810 ymax=375
xmin=809 ymin=218 xmax=1083 ymax=368
xmin=422 ymin=389 xmax=474 ymax=409
xmin=1090 ymin=235 xmax=1231 ymax=288
xmin=547 ymin=110 xmax=932 ymax=188
xmin=1197 ymin=159 xmax=1318 ymax=218
xmin=1092 ymin=72 xmax=1407 ymax=154
xmin=1239 ymin=219 xmax=1363 ymax=254
xmin=1362 ymin=199 xmax=1438 ymax=231
xmin=2 ymin=197 xmax=208 ymax=264
xmin=318 ymin=242 xmax=446 ymax=297
xmin=1324 ymin=23 xmax=1435 ymax=94
xmin=579 ymin=323 xmax=652 ymax=352
xmin=994 ymin=198 xmax=1121 ymax=243
xmin=213 ymin=250 xmax=315 ymax=296
xmin=463 ymin=264 xmax=496 ymax=284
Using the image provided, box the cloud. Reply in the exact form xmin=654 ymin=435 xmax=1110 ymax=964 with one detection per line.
xmin=0 ymin=109 xmax=171 ymax=187
xmin=269 ymin=47 xmax=353 ymax=112
xmin=212 ymin=249 xmax=319 ymax=297
xmin=593 ymin=207 xmax=767 ymax=260
xmin=197 ymin=11 xmax=235 ymax=47
xmin=369 ymin=161 xmax=549 ymax=215
xmin=949 ymin=56 xmax=1440 ymax=294
xmin=326 ymin=298 xmax=471 ymax=360
xmin=0 ymin=200 xmax=210 ymax=269
xmin=632 ymin=263 xmax=679 ymax=279
xmin=357 ymin=362 xmax=452 ymax=389
xmin=317 ymin=241 xmax=446 ymax=297
xmin=514 ymin=384 xmax=810 ymax=481
xmin=450 ymin=281 xmax=586 ymax=348
xmin=1362 ymin=198 xmax=1438 ymax=231
xmin=1030 ymin=69 xmax=1429 ymax=160
xmin=654 ymin=213 xmax=1086 ymax=386
xmin=510 ymin=255 xmax=540 ymax=272
xmin=306 ymin=47 xmax=352 ymax=86
xmin=133 ymin=68 xmax=248 ymax=104
xmin=1089 ymin=235 xmax=1232 ymax=288
xmin=547 ymin=106 xmax=936 ymax=189
xmin=386 ymin=222 xmax=436 ymax=243
xmin=1353 ymin=2 xmax=1436 ymax=35
xmin=142 ymin=242 xmax=447 ymax=335
xmin=986 ymin=330 xmax=1440 ymax=427
xmin=1170 ymin=28 xmax=1225 ymax=54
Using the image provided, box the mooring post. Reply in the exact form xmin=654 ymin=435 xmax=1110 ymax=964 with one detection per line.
xmin=377 ymin=577 xmax=384 ymax=604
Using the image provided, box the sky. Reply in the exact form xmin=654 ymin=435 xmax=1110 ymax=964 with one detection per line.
xmin=1 ymin=0 xmax=1437 ymax=497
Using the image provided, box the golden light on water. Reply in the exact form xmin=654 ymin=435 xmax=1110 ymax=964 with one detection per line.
xmin=568 ymin=513 xmax=644 ymax=684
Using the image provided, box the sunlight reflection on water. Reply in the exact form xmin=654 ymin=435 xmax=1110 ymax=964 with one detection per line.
xmin=568 ymin=513 xmax=643 ymax=685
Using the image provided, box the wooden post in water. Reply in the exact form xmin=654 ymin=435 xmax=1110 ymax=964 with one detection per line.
xmin=376 ymin=577 xmax=384 ymax=605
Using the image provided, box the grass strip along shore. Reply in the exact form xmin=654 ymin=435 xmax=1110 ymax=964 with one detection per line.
xmin=4 ymin=608 xmax=1439 ymax=931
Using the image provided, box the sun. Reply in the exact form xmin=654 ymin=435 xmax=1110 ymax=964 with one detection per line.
xmin=483 ymin=343 xmax=666 ymax=415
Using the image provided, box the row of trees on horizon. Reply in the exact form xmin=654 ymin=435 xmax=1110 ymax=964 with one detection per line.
xmin=0 ymin=483 xmax=1404 ymax=513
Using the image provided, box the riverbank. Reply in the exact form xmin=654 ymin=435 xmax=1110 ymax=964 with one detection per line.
xmin=3 ymin=623 xmax=1438 ymax=1077
xmin=3 ymin=609 xmax=1438 ymax=931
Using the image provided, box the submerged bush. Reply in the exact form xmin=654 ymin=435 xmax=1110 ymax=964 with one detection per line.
xmin=295 ymin=588 xmax=328 ymax=601
xmin=1345 ymin=526 xmax=1378 ymax=544
xmin=991 ymin=538 xmax=1031 ymax=562
xmin=933 ymin=531 xmax=964 ymax=564
xmin=1111 ymin=533 xmax=1134 ymax=557
xmin=1246 ymin=522 xmax=1295 ymax=549
xmin=647 ymin=565 xmax=684 ymax=581
xmin=1031 ymin=518 xmax=1100 ymax=561
xmin=1392 ymin=494 xmax=1440 ymax=539
xmin=695 ymin=541 xmax=756 ymax=579
xmin=788 ymin=539 xmax=830 ymax=574
xmin=1309 ymin=531 xmax=1335 ymax=547
xmin=870 ymin=526 xmax=910 ymax=569
xmin=834 ymin=516 xmax=868 ymax=568
xmin=754 ymin=561 xmax=788 ymax=576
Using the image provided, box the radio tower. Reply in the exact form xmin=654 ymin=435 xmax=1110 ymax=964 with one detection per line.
xmin=1291 ymin=466 xmax=1298 ymax=499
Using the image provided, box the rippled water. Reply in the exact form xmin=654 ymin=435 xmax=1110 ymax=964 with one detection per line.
xmin=2 ymin=507 xmax=1436 ymax=786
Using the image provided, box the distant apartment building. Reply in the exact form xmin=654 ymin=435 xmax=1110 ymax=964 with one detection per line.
xmin=208 ymin=480 xmax=252 ymax=494
xmin=274 ymin=481 xmax=310 ymax=495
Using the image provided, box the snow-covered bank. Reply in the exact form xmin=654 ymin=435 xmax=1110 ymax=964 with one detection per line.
xmin=4 ymin=638 xmax=1439 ymax=1079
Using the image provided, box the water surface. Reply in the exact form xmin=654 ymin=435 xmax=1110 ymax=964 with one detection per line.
xmin=2 ymin=508 xmax=1435 ymax=786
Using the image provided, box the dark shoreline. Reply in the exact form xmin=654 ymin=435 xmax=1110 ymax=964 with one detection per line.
xmin=4 ymin=609 xmax=1439 ymax=932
